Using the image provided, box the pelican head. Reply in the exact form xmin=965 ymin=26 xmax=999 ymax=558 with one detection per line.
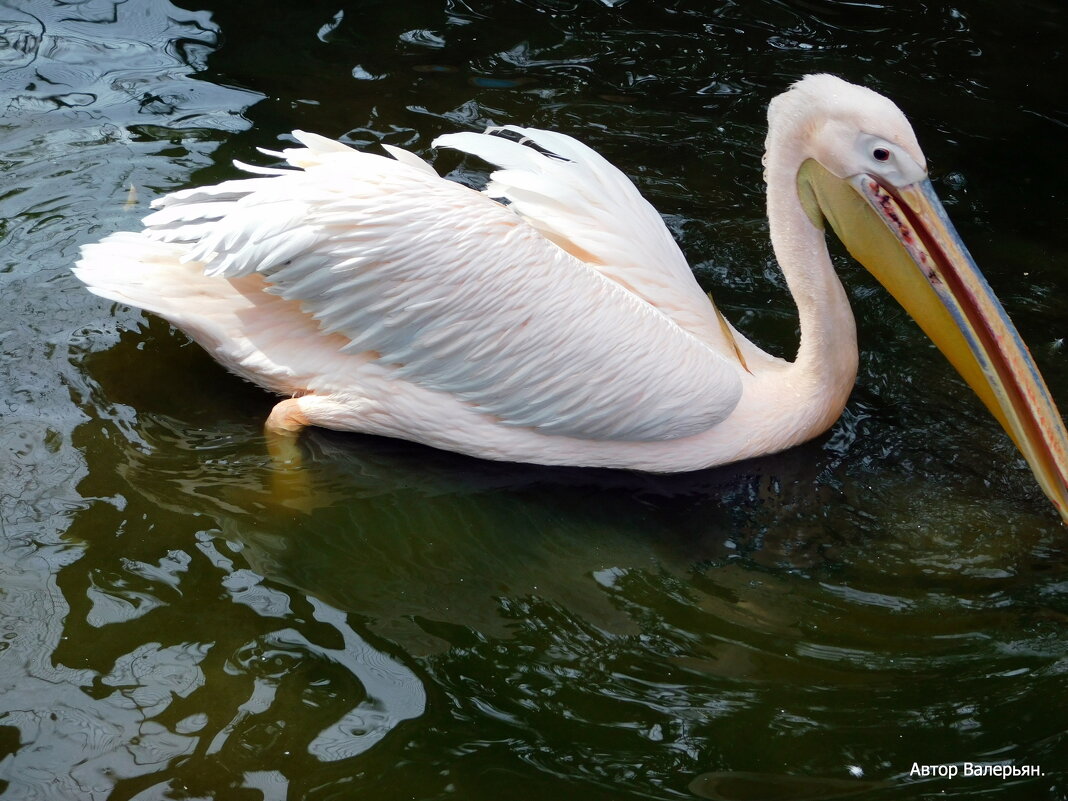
xmin=774 ymin=74 xmax=1068 ymax=522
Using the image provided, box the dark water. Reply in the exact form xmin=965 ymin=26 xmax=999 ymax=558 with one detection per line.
xmin=2 ymin=0 xmax=1067 ymax=799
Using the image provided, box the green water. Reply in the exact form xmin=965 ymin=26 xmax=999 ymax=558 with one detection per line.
xmin=1 ymin=0 xmax=1066 ymax=799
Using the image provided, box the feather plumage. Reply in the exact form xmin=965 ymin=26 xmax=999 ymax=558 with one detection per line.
xmin=78 ymin=129 xmax=744 ymax=444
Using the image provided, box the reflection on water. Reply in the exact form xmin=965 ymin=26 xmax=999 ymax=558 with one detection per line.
xmin=1 ymin=0 xmax=1067 ymax=799
xmin=0 ymin=1 xmax=257 ymax=131
xmin=689 ymin=771 xmax=887 ymax=801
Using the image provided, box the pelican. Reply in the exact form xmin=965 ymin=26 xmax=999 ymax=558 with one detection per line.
xmin=75 ymin=75 xmax=1068 ymax=522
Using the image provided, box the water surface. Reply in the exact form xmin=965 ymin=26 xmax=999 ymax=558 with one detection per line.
xmin=1 ymin=1 xmax=1067 ymax=799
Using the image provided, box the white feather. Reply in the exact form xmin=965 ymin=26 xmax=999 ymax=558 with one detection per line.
xmin=81 ymin=135 xmax=744 ymax=443
xmin=433 ymin=127 xmax=731 ymax=349
xmin=381 ymin=144 xmax=437 ymax=176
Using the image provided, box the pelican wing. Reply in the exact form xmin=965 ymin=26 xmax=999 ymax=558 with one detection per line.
xmin=433 ymin=126 xmax=724 ymax=345
xmin=142 ymin=132 xmax=742 ymax=442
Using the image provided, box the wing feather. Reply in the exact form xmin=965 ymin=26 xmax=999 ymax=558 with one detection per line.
xmin=433 ymin=126 xmax=731 ymax=348
xmin=139 ymin=135 xmax=743 ymax=442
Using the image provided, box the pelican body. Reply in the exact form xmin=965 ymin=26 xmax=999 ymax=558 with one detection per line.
xmin=75 ymin=75 xmax=1068 ymax=522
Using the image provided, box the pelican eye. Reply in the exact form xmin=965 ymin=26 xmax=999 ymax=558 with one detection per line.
xmin=873 ymin=147 xmax=890 ymax=162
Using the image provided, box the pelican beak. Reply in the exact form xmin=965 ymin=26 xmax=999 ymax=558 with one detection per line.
xmin=798 ymin=160 xmax=1068 ymax=523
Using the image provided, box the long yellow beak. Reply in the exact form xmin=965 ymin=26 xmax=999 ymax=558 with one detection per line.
xmin=799 ymin=160 xmax=1068 ymax=523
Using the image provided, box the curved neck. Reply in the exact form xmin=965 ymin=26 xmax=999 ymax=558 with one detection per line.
xmin=764 ymin=139 xmax=859 ymax=430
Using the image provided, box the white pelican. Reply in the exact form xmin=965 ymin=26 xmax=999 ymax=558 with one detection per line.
xmin=75 ymin=75 xmax=1068 ymax=522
